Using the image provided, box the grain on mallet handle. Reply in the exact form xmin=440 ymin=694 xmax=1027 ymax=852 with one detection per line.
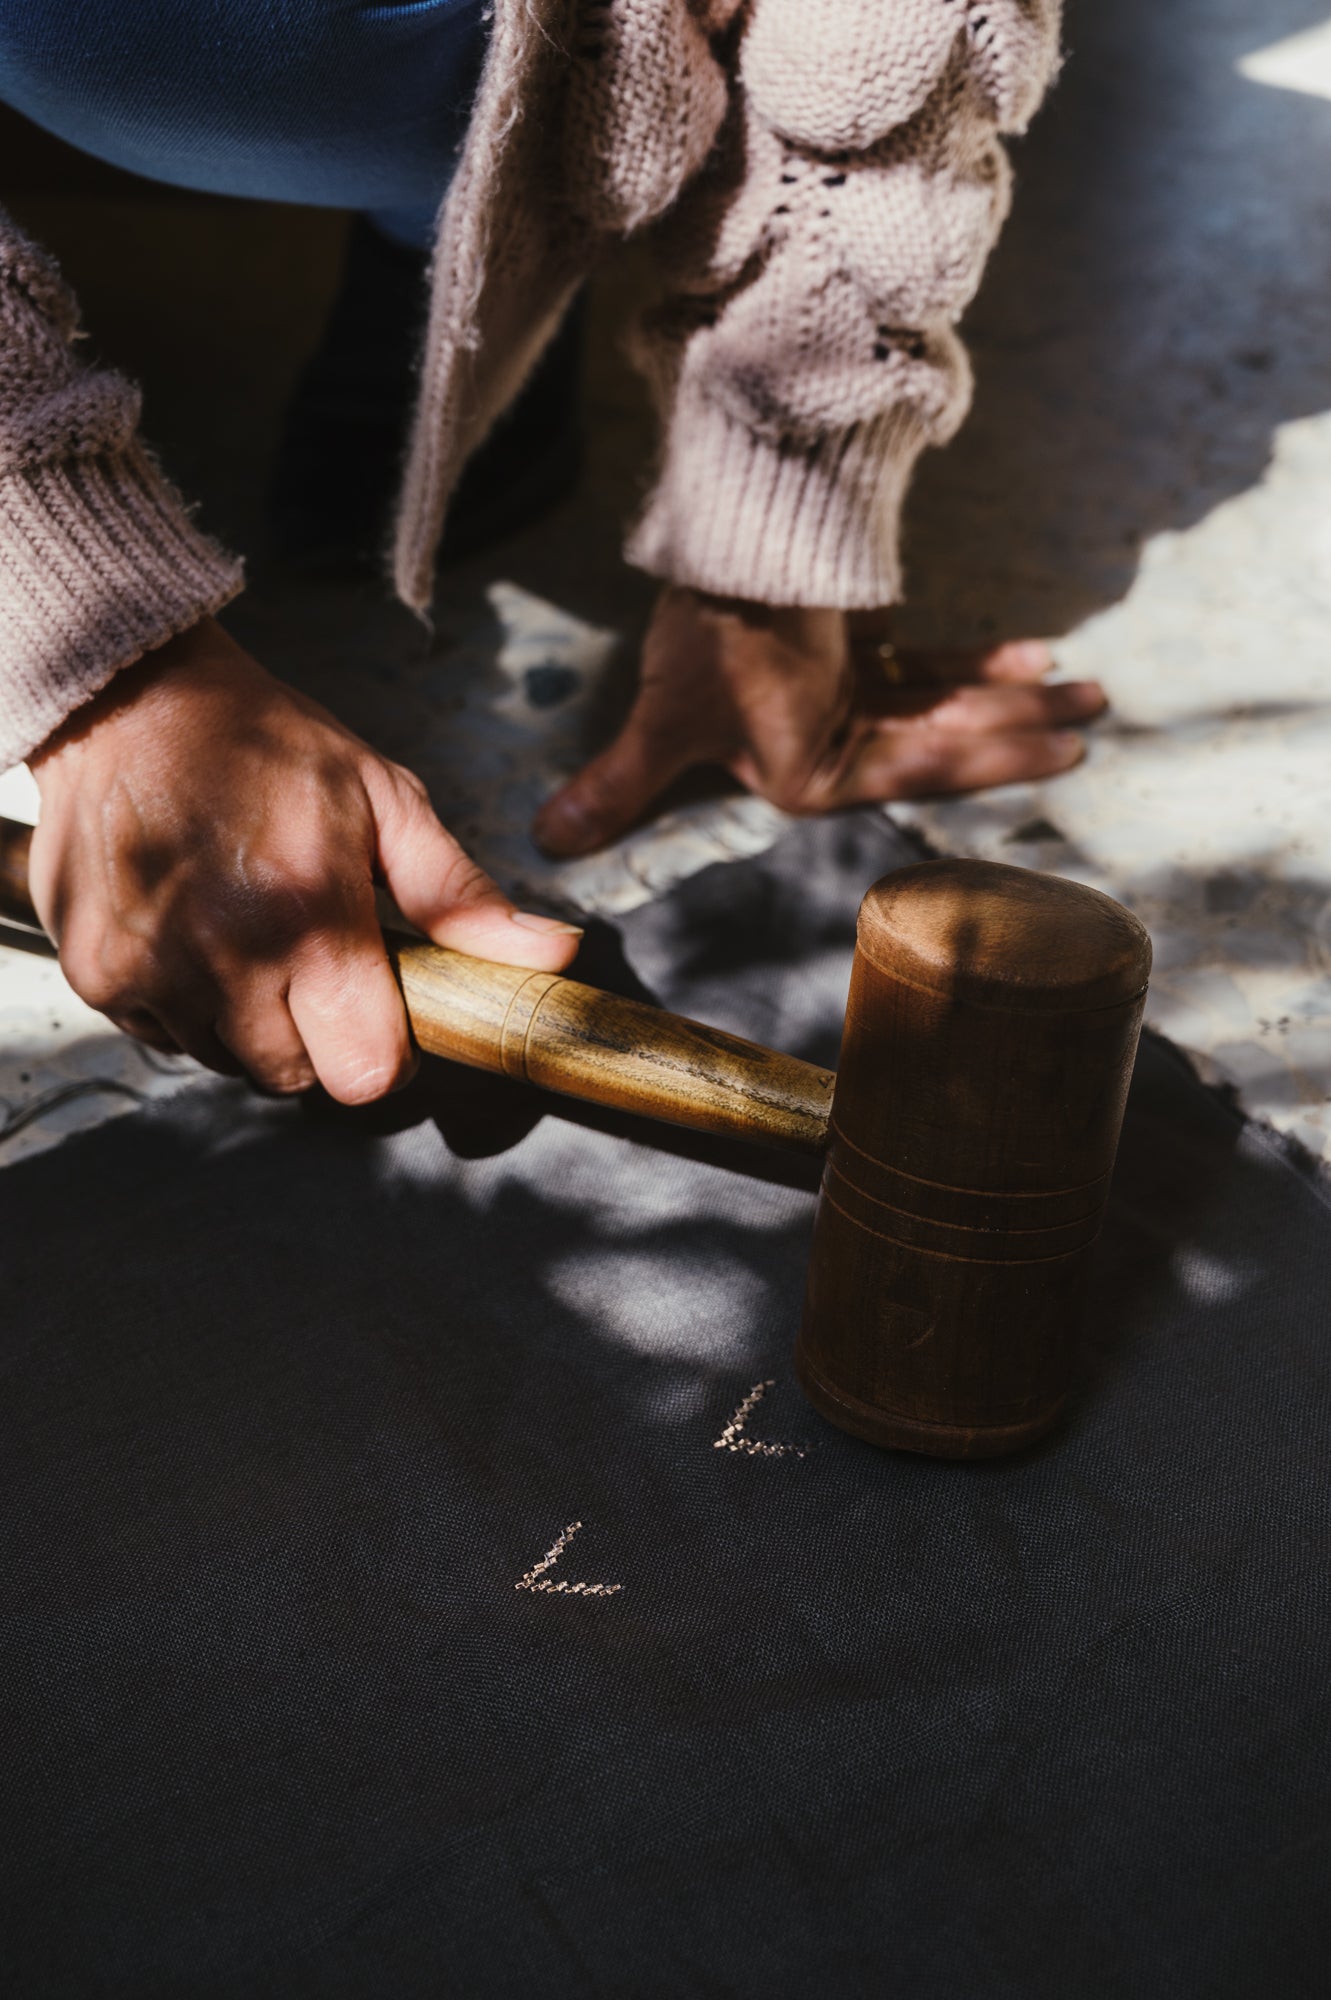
xmin=391 ymin=939 xmax=835 ymax=1155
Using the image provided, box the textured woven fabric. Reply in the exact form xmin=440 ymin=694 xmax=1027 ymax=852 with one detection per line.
xmin=2 ymin=812 xmax=1330 ymax=1997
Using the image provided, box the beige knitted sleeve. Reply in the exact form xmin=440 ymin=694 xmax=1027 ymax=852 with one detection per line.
xmin=625 ymin=0 xmax=1061 ymax=608
xmin=0 ymin=210 xmax=243 ymax=771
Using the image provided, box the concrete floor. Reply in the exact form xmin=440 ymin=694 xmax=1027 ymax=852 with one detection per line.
xmin=4 ymin=0 xmax=1331 ymax=1162
xmin=894 ymin=0 xmax=1331 ymax=1163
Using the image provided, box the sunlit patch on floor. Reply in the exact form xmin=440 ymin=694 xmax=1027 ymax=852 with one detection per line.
xmin=894 ymin=411 xmax=1331 ymax=1165
xmin=1238 ymin=20 xmax=1331 ymax=102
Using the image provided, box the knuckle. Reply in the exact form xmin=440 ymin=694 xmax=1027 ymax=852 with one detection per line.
xmin=63 ymin=958 xmax=119 ymax=1013
xmin=117 ymin=1015 xmax=176 ymax=1055
xmin=756 ymin=760 xmax=824 ymax=814
xmin=1046 ymin=684 xmax=1093 ymax=720
xmin=289 ymin=948 xmax=414 ymax=1106
xmin=243 ymin=1050 xmax=317 ymax=1096
xmin=764 ymin=777 xmax=805 ymax=813
xmin=61 ymin=931 xmax=138 ymax=1013
xmin=930 ymin=688 xmax=982 ymax=727
xmin=189 ymin=871 xmax=345 ymax=963
xmin=876 ymin=738 xmax=946 ymax=798
xmin=392 ymin=763 xmax=431 ymax=807
xmin=290 ymin=932 xmax=370 ymax=1005
xmin=182 ymin=882 xmax=256 ymax=961
xmin=438 ymin=850 xmax=503 ymax=912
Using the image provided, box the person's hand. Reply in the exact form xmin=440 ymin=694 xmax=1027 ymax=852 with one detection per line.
xmin=532 ymin=587 xmax=1106 ymax=858
xmin=28 ymin=617 xmax=581 ymax=1102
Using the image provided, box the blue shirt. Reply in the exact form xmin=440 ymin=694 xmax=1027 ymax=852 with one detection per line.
xmin=0 ymin=0 xmax=490 ymax=238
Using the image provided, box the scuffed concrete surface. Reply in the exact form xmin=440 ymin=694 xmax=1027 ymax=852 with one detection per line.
xmin=5 ymin=0 xmax=1331 ymax=1162
xmin=896 ymin=412 xmax=1331 ymax=1160
xmin=888 ymin=1 xmax=1331 ymax=1161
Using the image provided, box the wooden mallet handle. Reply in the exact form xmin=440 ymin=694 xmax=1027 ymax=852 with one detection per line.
xmin=393 ymin=941 xmax=834 ymax=1153
xmin=0 ymin=815 xmax=833 ymax=1153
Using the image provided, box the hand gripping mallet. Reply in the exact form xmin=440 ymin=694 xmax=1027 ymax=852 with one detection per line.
xmin=0 ymin=817 xmax=1150 ymax=1459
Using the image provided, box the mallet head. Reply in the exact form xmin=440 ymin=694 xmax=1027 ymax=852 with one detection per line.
xmin=797 ymin=860 xmax=1152 ymax=1460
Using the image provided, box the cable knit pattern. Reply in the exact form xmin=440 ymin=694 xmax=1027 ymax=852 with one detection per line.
xmin=0 ymin=215 xmax=242 ymax=770
xmin=964 ymin=0 xmax=1063 ymax=128
xmin=741 ymin=0 xmax=963 ymax=150
xmin=625 ymin=5 xmax=1038 ymax=604
xmin=0 ymin=1 xmax=1059 ymax=762
xmin=398 ymin=0 xmax=1061 ymax=612
xmin=563 ymin=0 xmax=729 ymax=234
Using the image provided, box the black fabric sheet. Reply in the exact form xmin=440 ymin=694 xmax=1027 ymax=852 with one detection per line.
xmin=2 ymin=814 xmax=1330 ymax=1999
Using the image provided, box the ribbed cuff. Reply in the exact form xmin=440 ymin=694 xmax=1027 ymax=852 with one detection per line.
xmin=624 ymin=394 xmax=931 ymax=609
xmin=0 ymin=445 xmax=244 ymax=771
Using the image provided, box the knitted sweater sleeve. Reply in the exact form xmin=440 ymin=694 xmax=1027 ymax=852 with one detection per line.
xmin=0 ymin=210 xmax=242 ymax=771
xmin=624 ymin=0 xmax=1062 ymax=608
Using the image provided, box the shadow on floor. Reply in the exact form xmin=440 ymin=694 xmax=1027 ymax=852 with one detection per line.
xmin=900 ymin=0 xmax=1331 ymax=646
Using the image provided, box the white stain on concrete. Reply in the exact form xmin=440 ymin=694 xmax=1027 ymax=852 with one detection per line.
xmin=1238 ymin=19 xmax=1331 ymax=102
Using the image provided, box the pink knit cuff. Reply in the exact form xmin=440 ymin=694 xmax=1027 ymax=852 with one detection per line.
xmin=624 ymin=394 xmax=931 ymax=609
xmin=0 ymin=445 xmax=243 ymax=770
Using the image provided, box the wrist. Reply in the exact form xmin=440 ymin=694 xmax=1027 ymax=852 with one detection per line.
xmin=29 ymin=616 xmax=264 ymax=787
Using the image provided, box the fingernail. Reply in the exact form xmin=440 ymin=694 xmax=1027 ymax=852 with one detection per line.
xmin=510 ymin=910 xmax=585 ymax=937
xmin=1053 ymin=731 xmax=1086 ymax=759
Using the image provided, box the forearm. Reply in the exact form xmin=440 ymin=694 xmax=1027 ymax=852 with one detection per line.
xmin=0 ymin=209 xmax=242 ymax=771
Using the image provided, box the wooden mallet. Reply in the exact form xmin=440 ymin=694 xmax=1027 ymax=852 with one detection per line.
xmin=0 ymin=816 xmax=1149 ymax=1459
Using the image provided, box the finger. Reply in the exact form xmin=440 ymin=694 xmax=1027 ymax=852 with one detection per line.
xmin=829 ymin=726 xmax=1088 ymax=807
xmin=147 ymin=1008 xmax=244 ymax=1078
xmin=286 ymin=917 xmax=418 ymax=1108
xmin=887 ymin=639 xmax=1057 ymax=685
xmin=213 ymin=987 xmax=317 ymax=1096
xmin=530 ymin=705 xmax=696 ymax=858
xmin=60 ymin=933 xmax=241 ymax=1076
xmin=366 ymin=765 xmax=582 ymax=969
xmin=105 ymin=1006 xmax=182 ymax=1056
xmin=881 ymin=679 xmax=1107 ymax=733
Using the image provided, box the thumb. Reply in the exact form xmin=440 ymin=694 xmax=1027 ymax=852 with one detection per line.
xmin=367 ymin=765 xmax=582 ymax=971
xmin=531 ymin=705 xmax=692 ymax=859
